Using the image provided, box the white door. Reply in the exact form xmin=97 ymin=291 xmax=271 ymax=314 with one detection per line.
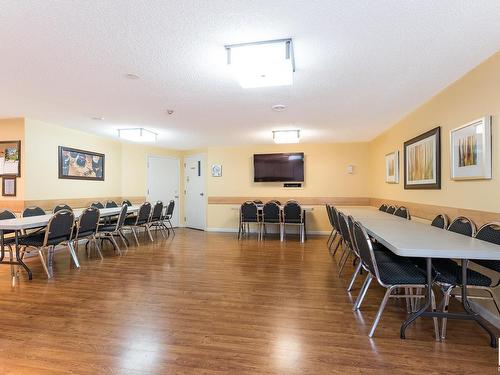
xmin=184 ymin=154 xmax=206 ymax=230
xmin=147 ymin=156 xmax=180 ymax=227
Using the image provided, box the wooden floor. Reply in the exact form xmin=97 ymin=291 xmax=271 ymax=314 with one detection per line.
xmin=0 ymin=229 xmax=497 ymax=374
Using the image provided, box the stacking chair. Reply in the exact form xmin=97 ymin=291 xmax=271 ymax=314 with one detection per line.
xmin=386 ymin=205 xmax=397 ymax=214
xmin=261 ymin=201 xmax=282 ymax=240
xmin=53 ymin=204 xmax=72 ymax=213
xmin=106 ymin=201 xmax=118 ymax=208
xmin=394 ymin=206 xmax=411 ymax=220
xmin=379 ymin=204 xmax=388 ymax=212
xmin=431 ymin=214 xmax=449 ymax=229
xmin=123 ymin=202 xmax=153 ymax=245
xmin=18 ymin=210 xmax=77 ymax=278
xmin=122 ymin=200 xmax=132 ymax=206
xmin=330 ymin=207 xmax=343 ymax=256
xmin=163 ymin=200 xmax=176 ymax=236
xmin=238 ymin=201 xmax=261 ymax=240
xmin=325 ymin=205 xmax=337 ymax=249
xmin=96 ymin=204 xmax=128 ymax=255
xmin=0 ymin=210 xmax=18 ymax=279
xmin=351 ymin=220 xmax=439 ymax=339
xmin=148 ymin=201 xmax=167 ymax=239
xmin=338 ymin=212 xmax=355 ymax=275
xmin=282 ymin=201 xmax=305 ymax=242
xmin=91 ymin=202 xmax=104 ymax=209
xmin=22 ymin=206 xmax=47 ymax=235
xmin=74 ymin=207 xmax=102 ymax=259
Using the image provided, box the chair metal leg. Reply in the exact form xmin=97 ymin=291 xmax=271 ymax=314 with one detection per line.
xmin=38 ymin=247 xmax=51 ymax=278
xmin=339 ymin=247 xmax=352 ymax=276
xmin=441 ymin=285 xmax=454 ymax=340
xmin=353 ymin=273 xmax=373 ymax=311
xmin=347 ymin=261 xmax=363 ymax=292
xmin=131 ymin=228 xmax=140 ymax=246
xmin=430 ymin=289 xmax=440 ymax=341
xmin=331 ymin=236 xmax=342 ymax=257
xmin=146 ymin=225 xmax=154 ymax=242
xmin=368 ymin=286 xmax=395 ymax=337
xmin=93 ymin=237 xmax=103 ymax=260
xmin=68 ymin=241 xmax=80 ymax=269
xmin=118 ymin=230 xmax=129 ymax=249
xmin=110 ymin=235 xmax=122 ymax=256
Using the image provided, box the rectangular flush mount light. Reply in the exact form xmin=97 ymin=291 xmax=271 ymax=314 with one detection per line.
xmin=225 ymin=38 xmax=295 ymax=88
xmin=118 ymin=128 xmax=157 ymax=142
xmin=273 ymin=130 xmax=300 ymax=144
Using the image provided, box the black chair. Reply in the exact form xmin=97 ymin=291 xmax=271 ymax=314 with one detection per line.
xmin=325 ymin=205 xmax=337 ymax=249
xmin=18 ymin=210 xmax=77 ymax=278
xmin=253 ymin=200 xmax=263 ymax=204
xmin=282 ymin=201 xmax=305 ymax=242
xmin=148 ymin=201 xmax=167 ymax=239
xmin=431 ymin=214 xmax=449 ymax=229
xmin=338 ymin=212 xmax=355 ymax=275
xmin=122 ymin=200 xmax=132 ymax=207
xmin=53 ymin=204 xmax=72 ymax=213
xmin=394 ymin=206 xmax=411 ymax=220
xmin=96 ymin=205 xmax=128 ymax=255
xmin=163 ymin=200 xmax=176 ymax=236
xmin=123 ymin=202 xmax=153 ymax=246
xmin=330 ymin=207 xmax=343 ymax=256
xmin=74 ymin=207 xmax=102 ymax=259
xmin=386 ymin=205 xmax=397 ymax=215
xmin=238 ymin=201 xmax=260 ymax=240
xmin=90 ymin=202 xmax=104 ymax=209
xmin=21 ymin=206 xmax=47 ymax=236
xmin=261 ymin=201 xmax=282 ymax=240
xmin=0 ymin=210 xmax=18 ymax=278
xmin=106 ymin=201 xmax=118 ymax=208
xmin=448 ymin=216 xmax=476 ymax=237
xmin=271 ymin=200 xmax=281 ymax=205
xmin=351 ymin=220 xmax=439 ymax=339
xmin=379 ymin=204 xmax=388 ymax=212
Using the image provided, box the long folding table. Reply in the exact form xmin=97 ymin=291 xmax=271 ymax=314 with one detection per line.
xmin=0 ymin=205 xmax=140 ymax=282
xmin=338 ymin=206 xmax=500 ymax=347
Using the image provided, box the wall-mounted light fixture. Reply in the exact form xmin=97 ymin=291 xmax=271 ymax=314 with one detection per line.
xmin=225 ymin=38 xmax=295 ymax=88
xmin=118 ymin=128 xmax=157 ymax=143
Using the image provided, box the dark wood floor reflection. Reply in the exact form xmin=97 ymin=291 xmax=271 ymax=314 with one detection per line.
xmin=0 ymin=229 xmax=497 ymax=374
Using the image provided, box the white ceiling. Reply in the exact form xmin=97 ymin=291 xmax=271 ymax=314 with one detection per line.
xmin=0 ymin=1 xmax=499 ymax=149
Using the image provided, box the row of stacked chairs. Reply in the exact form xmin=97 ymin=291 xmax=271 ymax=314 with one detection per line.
xmin=0 ymin=200 xmax=175 ymax=279
xmin=238 ymin=200 xmax=306 ymax=242
xmin=325 ymin=203 xmax=500 ymax=340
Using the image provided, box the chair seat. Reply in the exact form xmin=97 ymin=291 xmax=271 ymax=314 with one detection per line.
xmin=434 ymin=259 xmax=492 ymax=287
xmin=98 ymin=225 xmax=118 ymax=233
xmin=76 ymin=230 xmax=96 ymax=239
xmin=372 ymin=243 xmax=400 ymax=263
xmin=471 ymin=259 xmax=500 ymax=273
xmin=284 ymin=219 xmax=303 ymax=224
xmin=263 ymin=218 xmax=281 ymax=223
xmin=378 ymin=261 xmax=427 ymax=285
xmin=18 ymin=232 xmax=68 ymax=247
xmin=124 ymin=217 xmax=148 ymax=226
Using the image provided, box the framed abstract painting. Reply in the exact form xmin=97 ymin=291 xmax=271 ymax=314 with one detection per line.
xmin=450 ymin=116 xmax=492 ymax=180
xmin=385 ymin=151 xmax=399 ymax=183
xmin=58 ymin=146 xmax=105 ymax=181
xmin=404 ymin=127 xmax=441 ymax=189
xmin=0 ymin=140 xmax=21 ymax=177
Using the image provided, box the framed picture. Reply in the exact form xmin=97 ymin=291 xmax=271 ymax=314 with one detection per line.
xmin=0 ymin=141 xmax=21 ymax=177
xmin=58 ymin=146 xmax=105 ymax=181
xmin=385 ymin=151 xmax=399 ymax=183
xmin=450 ymin=116 xmax=492 ymax=180
xmin=211 ymin=164 xmax=222 ymax=177
xmin=2 ymin=176 xmax=16 ymax=197
xmin=404 ymin=127 xmax=441 ymax=189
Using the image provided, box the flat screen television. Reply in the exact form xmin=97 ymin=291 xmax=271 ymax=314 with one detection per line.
xmin=253 ymin=153 xmax=304 ymax=182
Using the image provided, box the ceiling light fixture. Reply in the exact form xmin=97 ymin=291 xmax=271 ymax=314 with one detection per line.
xmin=166 ymin=109 xmax=174 ymax=115
xmin=272 ymin=104 xmax=287 ymax=112
xmin=273 ymin=130 xmax=300 ymax=144
xmin=225 ymin=38 xmax=295 ymax=89
xmin=91 ymin=116 xmax=104 ymax=121
xmin=118 ymin=128 xmax=157 ymax=143
xmin=125 ymin=73 xmax=140 ymax=80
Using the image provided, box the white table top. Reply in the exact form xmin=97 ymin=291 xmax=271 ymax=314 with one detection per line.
xmin=0 ymin=205 xmax=140 ymax=231
xmin=337 ymin=206 xmax=500 ymax=260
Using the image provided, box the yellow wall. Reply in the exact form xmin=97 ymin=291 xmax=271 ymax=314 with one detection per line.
xmin=24 ymin=119 xmax=123 ymax=200
xmin=206 ymin=143 xmax=371 ymax=232
xmin=369 ymin=52 xmax=500 ymax=212
xmin=0 ymin=118 xmax=25 ymax=210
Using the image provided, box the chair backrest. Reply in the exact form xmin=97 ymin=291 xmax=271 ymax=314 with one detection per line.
xmin=262 ymin=201 xmax=281 ymax=222
xmin=44 ymin=210 xmax=74 ymax=244
xmin=0 ymin=209 xmax=16 ymax=235
xmin=114 ymin=204 xmax=128 ymax=230
xmin=431 ymin=214 xmax=449 ymax=229
xmin=253 ymin=199 xmax=263 ymax=204
xmin=475 ymin=222 xmax=500 ymax=245
xmin=283 ymin=201 xmax=302 ymax=223
xmin=135 ymin=202 xmax=152 ymax=225
xmin=386 ymin=205 xmax=397 ymax=214
xmin=325 ymin=205 xmax=333 ymax=227
xmin=166 ymin=200 xmax=175 ymax=216
xmin=394 ymin=206 xmax=411 ymax=220
xmin=331 ymin=206 xmax=341 ymax=233
xmin=448 ymin=216 xmax=476 ymax=237
xmin=106 ymin=200 xmax=118 ymax=208
xmin=241 ymin=201 xmax=258 ymax=222
xmin=77 ymin=207 xmax=100 ymax=236
xmin=347 ymin=215 xmax=359 ymax=256
xmin=338 ymin=212 xmax=352 ymax=249
xmin=122 ymin=199 xmax=132 ymax=207
xmin=379 ymin=204 xmax=388 ymax=212
xmin=272 ymin=200 xmax=281 ymax=205
xmin=352 ymin=220 xmax=379 ymax=278
xmin=90 ymin=201 xmax=104 ymax=209
xmin=53 ymin=204 xmax=72 ymax=213
xmin=22 ymin=206 xmax=46 ymax=217
xmin=151 ymin=201 xmax=164 ymax=221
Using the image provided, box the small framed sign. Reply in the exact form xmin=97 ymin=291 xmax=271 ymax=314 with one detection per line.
xmin=211 ymin=164 xmax=222 ymax=177
xmin=2 ymin=176 xmax=16 ymax=197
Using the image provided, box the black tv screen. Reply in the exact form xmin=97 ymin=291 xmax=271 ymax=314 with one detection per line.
xmin=253 ymin=153 xmax=304 ymax=182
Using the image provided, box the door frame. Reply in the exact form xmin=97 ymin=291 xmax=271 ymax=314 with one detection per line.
xmin=184 ymin=153 xmax=207 ymax=230
xmin=147 ymin=154 xmax=182 ymax=227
